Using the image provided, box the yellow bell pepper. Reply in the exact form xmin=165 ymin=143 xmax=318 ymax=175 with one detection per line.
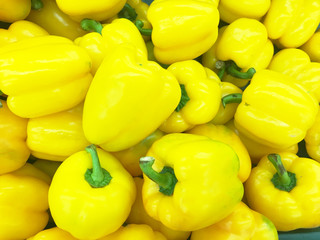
xmin=111 ymin=130 xmax=165 ymax=177
xmin=0 ymin=163 xmax=51 ymax=240
xmin=191 ymin=202 xmax=278 ymax=240
xmin=0 ymin=35 xmax=93 ymax=118
xmin=26 ymin=0 xmax=87 ymax=40
xmin=0 ymin=101 xmax=30 ymax=175
xmin=268 ymin=48 xmax=320 ymax=101
xmin=245 ymin=153 xmax=320 ymax=231
xmin=301 ymin=31 xmax=320 ymax=62
xmin=147 ymin=0 xmax=220 ymax=64
xmin=126 ymin=177 xmax=191 ymax=240
xmin=187 ymin=123 xmax=251 ymax=183
xmin=48 ymin=145 xmax=136 ymax=239
xmin=140 ymin=133 xmax=243 ymax=231
xmin=305 ymin=105 xmax=320 ymax=162
xmin=233 ymin=69 xmax=318 ymax=149
xmin=0 ymin=0 xmax=31 ymax=23
xmin=83 ymin=43 xmax=180 ymax=152
xmin=159 ymin=60 xmax=221 ymax=133
xmin=56 ymin=0 xmax=126 ymax=22
xmin=263 ymin=0 xmax=320 ymax=48
xmin=0 ymin=20 xmax=48 ymax=46
xmin=27 ymin=103 xmax=90 ymax=162
xmin=33 ymin=159 xmax=62 ymax=179
xmin=27 ymin=227 xmax=78 ymax=240
xmin=218 ymin=0 xmax=271 ymax=23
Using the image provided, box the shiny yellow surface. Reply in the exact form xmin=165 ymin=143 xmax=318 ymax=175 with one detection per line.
xmin=0 ymin=163 xmax=50 ymax=240
xmin=187 ymin=123 xmax=251 ymax=182
xmin=269 ymin=48 xmax=320 ymax=101
xmin=191 ymin=202 xmax=278 ymax=240
xmin=305 ymin=106 xmax=320 ymax=162
xmin=301 ymin=31 xmax=320 ymax=62
xmin=0 ymin=0 xmax=31 ymax=23
xmin=27 ymin=227 xmax=78 ymax=240
xmin=0 ymin=101 xmax=30 ymax=175
xmin=27 ymin=103 xmax=90 ymax=162
xmin=148 ymin=0 xmax=219 ymax=64
xmin=26 ymin=0 xmax=86 ymax=40
xmin=245 ymin=152 xmax=320 ymax=231
xmin=48 ymin=148 xmax=136 ymax=239
xmin=0 ymin=35 xmax=93 ymax=118
xmin=159 ymin=60 xmax=221 ymax=133
xmin=234 ymin=69 xmax=318 ymax=149
xmin=263 ymin=0 xmax=320 ymax=48
xmin=142 ymin=133 xmax=243 ymax=231
xmin=83 ymin=44 xmax=180 ymax=152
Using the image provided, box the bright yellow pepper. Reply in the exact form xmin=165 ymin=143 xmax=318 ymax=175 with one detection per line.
xmin=49 ymin=145 xmax=136 ymax=239
xmin=26 ymin=0 xmax=87 ymax=40
xmin=0 ymin=35 xmax=93 ymax=118
xmin=159 ymin=60 xmax=221 ymax=133
xmin=0 ymin=101 xmax=30 ymax=175
xmin=187 ymin=123 xmax=251 ymax=183
xmin=27 ymin=103 xmax=90 ymax=162
xmin=301 ymin=31 xmax=320 ymax=62
xmin=233 ymin=69 xmax=318 ymax=149
xmin=33 ymin=159 xmax=62 ymax=179
xmin=268 ymin=48 xmax=320 ymax=101
xmin=305 ymin=106 xmax=320 ymax=162
xmin=0 ymin=163 xmax=51 ymax=240
xmin=27 ymin=227 xmax=78 ymax=240
xmin=126 ymin=177 xmax=191 ymax=240
xmin=140 ymin=133 xmax=243 ymax=231
xmin=191 ymin=202 xmax=278 ymax=240
xmin=83 ymin=43 xmax=180 ymax=152
xmin=147 ymin=0 xmax=220 ymax=64
xmin=0 ymin=0 xmax=31 ymax=23
xmin=263 ymin=0 xmax=320 ymax=48
xmin=245 ymin=153 xmax=320 ymax=231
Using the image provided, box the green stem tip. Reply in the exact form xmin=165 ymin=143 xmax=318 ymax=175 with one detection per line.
xmin=221 ymin=93 xmax=242 ymax=108
xmin=175 ymin=84 xmax=190 ymax=112
xmin=226 ymin=61 xmax=256 ymax=79
xmin=118 ymin=3 xmax=138 ymax=22
xmin=135 ymin=19 xmax=152 ymax=36
xmin=81 ymin=19 xmax=103 ymax=34
xmin=31 ymin=0 xmax=43 ymax=10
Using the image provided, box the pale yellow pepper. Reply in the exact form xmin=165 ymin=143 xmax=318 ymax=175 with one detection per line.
xmin=305 ymin=105 xmax=320 ymax=162
xmin=301 ymin=31 xmax=320 ymax=62
xmin=27 ymin=227 xmax=78 ymax=240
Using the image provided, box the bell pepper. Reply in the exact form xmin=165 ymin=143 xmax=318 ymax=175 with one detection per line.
xmin=27 ymin=227 xmax=78 ymax=240
xmin=0 ymin=163 xmax=51 ymax=240
xmin=48 ymin=145 xmax=136 ymax=239
xmin=245 ymin=153 xmax=320 ymax=231
xmin=232 ymin=69 xmax=318 ymax=149
xmin=159 ymin=60 xmax=221 ymax=133
xmin=140 ymin=133 xmax=243 ymax=231
xmin=187 ymin=123 xmax=251 ymax=183
xmin=301 ymin=31 xmax=320 ymax=62
xmin=305 ymin=106 xmax=320 ymax=162
xmin=191 ymin=202 xmax=278 ymax=240
xmin=33 ymin=159 xmax=62 ymax=179
xmin=218 ymin=0 xmax=271 ymax=23
xmin=56 ymin=0 xmax=126 ymax=22
xmin=83 ymin=43 xmax=180 ymax=152
xmin=126 ymin=177 xmax=191 ymax=240
xmin=0 ymin=20 xmax=48 ymax=46
xmin=0 ymin=0 xmax=31 ymax=23
xmin=268 ymin=48 xmax=320 ymax=101
xmin=263 ymin=0 xmax=320 ymax=48
xmin=26 ymin=0 xmax=87 ymax=40
xmin=27 ymin=103 xmax=90 ymax=162
xmin=147 ymin=0 xmax=220 ymax=64
xmin=0 ymin=35 xmax=93 ymax=118
xmin=0 ymin=101 xmax=30 ymax=175
xmin=111 ymin=130 xmax=165 ymax=177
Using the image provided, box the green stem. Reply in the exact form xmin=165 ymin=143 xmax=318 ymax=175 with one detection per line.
xmin=31 ymin=0 xmax=43 ymax=10
xmin=226 ymin=61 xmax=256 ymax=79
xmin=85 ymin=145 xmax=112 ymax=188
xmin=135 ymin=20 xmax=152 ymax=36
xmin=221 ymin=93 xmax=242 ymax=108
xmin=0 ymin=100 xmax=2 ymax=108
xmin=175 ymin=84 xmax=190 ymax=112
xmin=81 ymin=19 xmax=103 ymax=34
xmin=118 ymin=3 xmax=138 ymax=22
xmin=215 ymin=60 xmax=226 ymax=80
xmin=139 ymin=156 xmax=178 ymax=196
xmin=268 ymin=154 xmax=296 ymax=192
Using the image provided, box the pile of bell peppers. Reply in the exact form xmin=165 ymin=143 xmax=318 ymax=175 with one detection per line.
xmin=0 ymin=0 xmax=320 ymax=239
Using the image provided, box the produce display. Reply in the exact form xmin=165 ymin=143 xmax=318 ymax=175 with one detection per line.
xmin=0 ymin=0 xmax=320 ymax=239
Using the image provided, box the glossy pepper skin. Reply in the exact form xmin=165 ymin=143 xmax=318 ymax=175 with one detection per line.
xmin=0 ymin=0 xmax=31 ymax=23
xmin=0 ymin=163 xmax=51 ymax=240
xmin=0 ymin=101 xmax=30 ymax=175
xmin=140 ymin=133 xmax=243 ymax=231
xmin=305 ymin=106 xmax=320 ymax=162
xmin=191 ymin=202 xmax=278 ymax=240
xmin=27 ymin=227 xmax=78 ymax=240
xmin=268 ymin=48 xmax=320 ymax=101
xmin=263 ymin=0 xmax=320 ymax=48
xmin=49 ymin=146 xmax=136 ymax=240
xmin=0 ymin=35 xmax=93 ymax=118
xmin=27 ymin=103 xmax=90 ymax=162
xmin=301 ymin=31 xmax=320 ymax=62
xmin=147 ymin=0 xmax=219 ymax=64
xmin=159 ymin=60 xmax=221 ymax=133
xmin=26 ymin=0 xmax=86 ymax=40
xmin=234 ymin=69 xmax=318 ymax=149
xmin=245 ymin=152 xmax=320 ymax=231
xmin=83 ymin=43 xmax=180 ymax=152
